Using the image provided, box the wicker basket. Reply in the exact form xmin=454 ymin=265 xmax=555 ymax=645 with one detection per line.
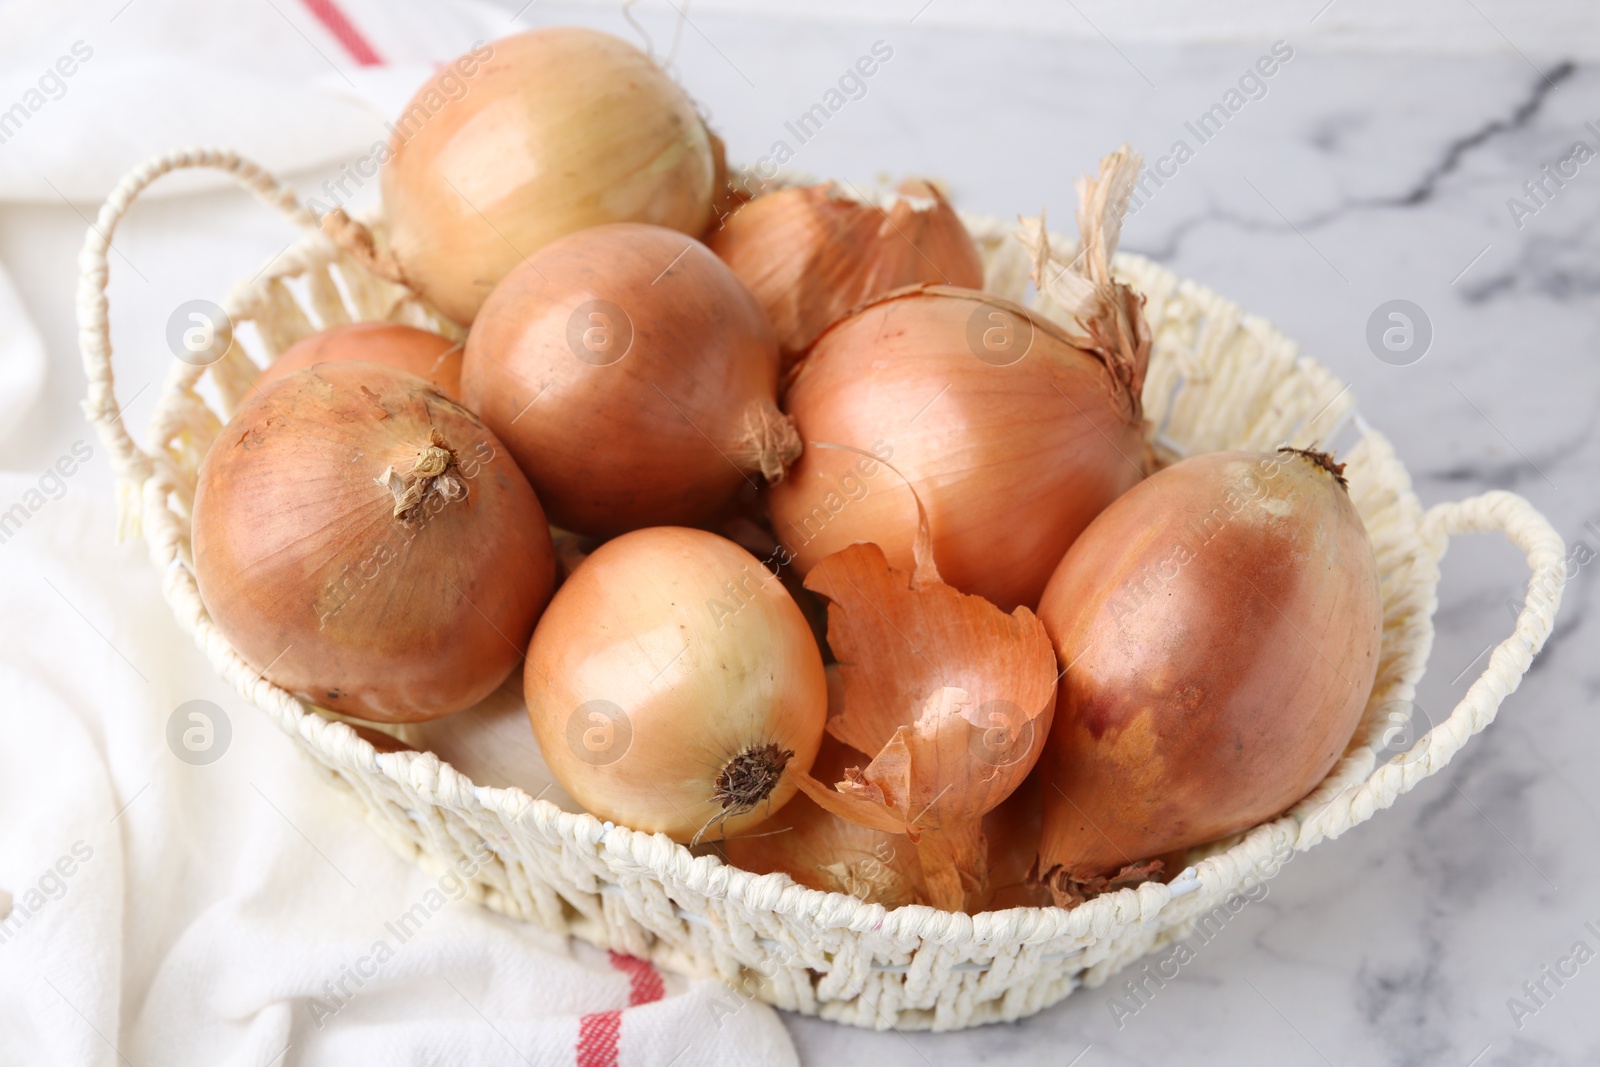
xmin=79 ymin=149 xmax=1566 ymax=1031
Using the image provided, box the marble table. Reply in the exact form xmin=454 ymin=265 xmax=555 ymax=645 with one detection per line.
xmin=617 ymin=9 xmax=1600 ymax=1066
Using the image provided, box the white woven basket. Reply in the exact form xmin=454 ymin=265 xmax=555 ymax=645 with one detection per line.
xmin=79 ymin=149 xmax=1566 ymax=1032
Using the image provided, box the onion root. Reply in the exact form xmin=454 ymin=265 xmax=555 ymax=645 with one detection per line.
xmin=699 ymin=741 xmax=797 ymax=844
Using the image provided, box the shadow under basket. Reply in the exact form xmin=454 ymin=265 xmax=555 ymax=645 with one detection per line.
xmin=78 ymin=149 xmax=1566 ymax=1031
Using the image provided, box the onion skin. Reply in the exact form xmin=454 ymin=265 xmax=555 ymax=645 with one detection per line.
xmin=767 ymin=286 xmax=1145 ymax=611
xmin=979 ymin=771 xmax=1053 ymax=911
xmin=462 ymin=223 xmax=796 ymax=538
xmin=254 ymin=323 xmax=462 ymax=399
xmin=704 ymin=127 xmax=740 ymax=231
xmin=1035 ymin=449 xmax=1382 ymax=888
xmin=707 ymin=180 xmax=984 ymax=365
xmin=525 ymin=527 xmax=826 ymax=843
xmin=725 ymin=705 xmax=928 ymax=908
xmin=382 ymin=28 xmax=716 ymax=325
xmin=792 ymin=530 xmax=1059 ymax=911
xmin=192 ymin=362 xmax=555 ymax=723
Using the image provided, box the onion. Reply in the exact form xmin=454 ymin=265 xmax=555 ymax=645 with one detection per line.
xmin=377 ymin=27 xmax=719 ymax=325
xmin=766 ymin=148 xmax=1151 ymax=611
xmin=707 ymin=179 xmax=984 ymax=365
xmin=254 ymin=323 xmax=462 ymax=399
xmin=462 ymin=223 xmax=798 ymax=538
xmin=192 ymin=362 xmax=556 ymax=722
xmin=1035 ymin=448 xmax=1382 ymax=899
xmin=525 ymin=526 xmax=827 ymax=843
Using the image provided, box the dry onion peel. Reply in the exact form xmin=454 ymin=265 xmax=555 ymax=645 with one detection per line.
xmin=725 ymin=684 xmax=929 ymax=908
xmin=979 ymin=771 xmax=1054 ymax=911
xmin=1014 ymin=143 xmax=1150 ymax=408
xmin=708 ymin=178 xmax=983 ymax=366
xmin=792 ymin=480 xmax=1058 ymax=910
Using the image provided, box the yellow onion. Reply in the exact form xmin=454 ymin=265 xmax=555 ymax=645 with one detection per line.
xmin=254 ymin=323 xmax=461 ymax=399
xmin=525 ymin=527 xmax=827 ymax=843
xmin=378 ymin=27 xmax=719 ymax=325
xmin=462 ymin=223 xmax=797 ymax=538
xmin=192 ymin=362 xmax=556 ymax=722
xmin=1035 ymin=449 xmax=1382 ymax=899
xmin=707 ymin=179 xmax=984 ymax=365
xmin=767 ymin=148 xmax=1151 ymax=611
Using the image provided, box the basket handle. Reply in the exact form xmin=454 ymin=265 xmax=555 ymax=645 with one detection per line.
xmin=77 ymin=148 xmax=319 ymax=484
xmin=1298 ymin=489 xmax=1567 ymax=845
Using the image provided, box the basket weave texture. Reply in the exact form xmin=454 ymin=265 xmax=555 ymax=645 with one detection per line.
xmin=78 ymin=149 xmax=1566 ymax=1031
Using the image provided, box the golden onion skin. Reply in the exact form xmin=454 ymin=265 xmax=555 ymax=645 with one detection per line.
xmin=525 ymin=527 xmax=826 ymax=843
xmin=192 ymin=362 xmax=555 ymax=723
xmin=462 ymin=223 xmax=791 ymax=538
xmin=254 ymin=323 xmax=461 ymax=399
xmin=381 ymin=27 xmax=717 ymax=325
xmin=1036 ymin=450 xmax=1383 ymax=883
xmin=707 ymin=181 xmax=985 ymax=366
xmin=724 ymin=729 xmax=927 ymax=908
xmin=767 ymin=286 xmax=1146 ymax=612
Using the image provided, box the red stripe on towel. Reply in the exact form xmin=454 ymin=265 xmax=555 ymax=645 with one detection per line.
xmin=609 ymin=951 xmax=666 ymax=1006
xmin=297 ymin=0 xmax=384 ymax=66
xmin=575 ymin=954 xmax=663 ymax=1066
xmin=576 ymin=1010 xmax=622 ymax=1067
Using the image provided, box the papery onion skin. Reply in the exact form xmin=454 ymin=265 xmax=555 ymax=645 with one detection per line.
xmin=792 ymin=532 xmax=1058 ymax=911
xmin=381 ymin=27 xmax=717 ymax=325
xmin=254 ymin=323 xmax=462 ymax=399
xmin=462 ymin=223 xmax=796 ymax=538
xmin=767 ymin=285 xmax=1145 ymax=612
xmin=524 ymin=527 xmax=827 ymax=843
xmin=192 ymin=362 xmax=556 ymax=722
xmin=704 ymin=127 xmax=740 ymax=231
xmin=978 ymin=771 xmax=1053 ymax=911
xmin=707 ymin=180 xmax=984 ymax=365
xmin=725 ymin=704 xmax=927 ymax=908
xmin=1035 ymin=449 xmax=1382 ymax=886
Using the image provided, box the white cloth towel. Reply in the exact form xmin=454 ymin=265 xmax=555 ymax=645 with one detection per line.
xmin=0 ymin=1 xmax=799 ymax=1064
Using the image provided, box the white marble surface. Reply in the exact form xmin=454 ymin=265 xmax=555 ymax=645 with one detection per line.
xmin=3 ymin=3 xmax=1595 ymax=1064
xmin=586 ymin=7 xmax=1599 ymax=1066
